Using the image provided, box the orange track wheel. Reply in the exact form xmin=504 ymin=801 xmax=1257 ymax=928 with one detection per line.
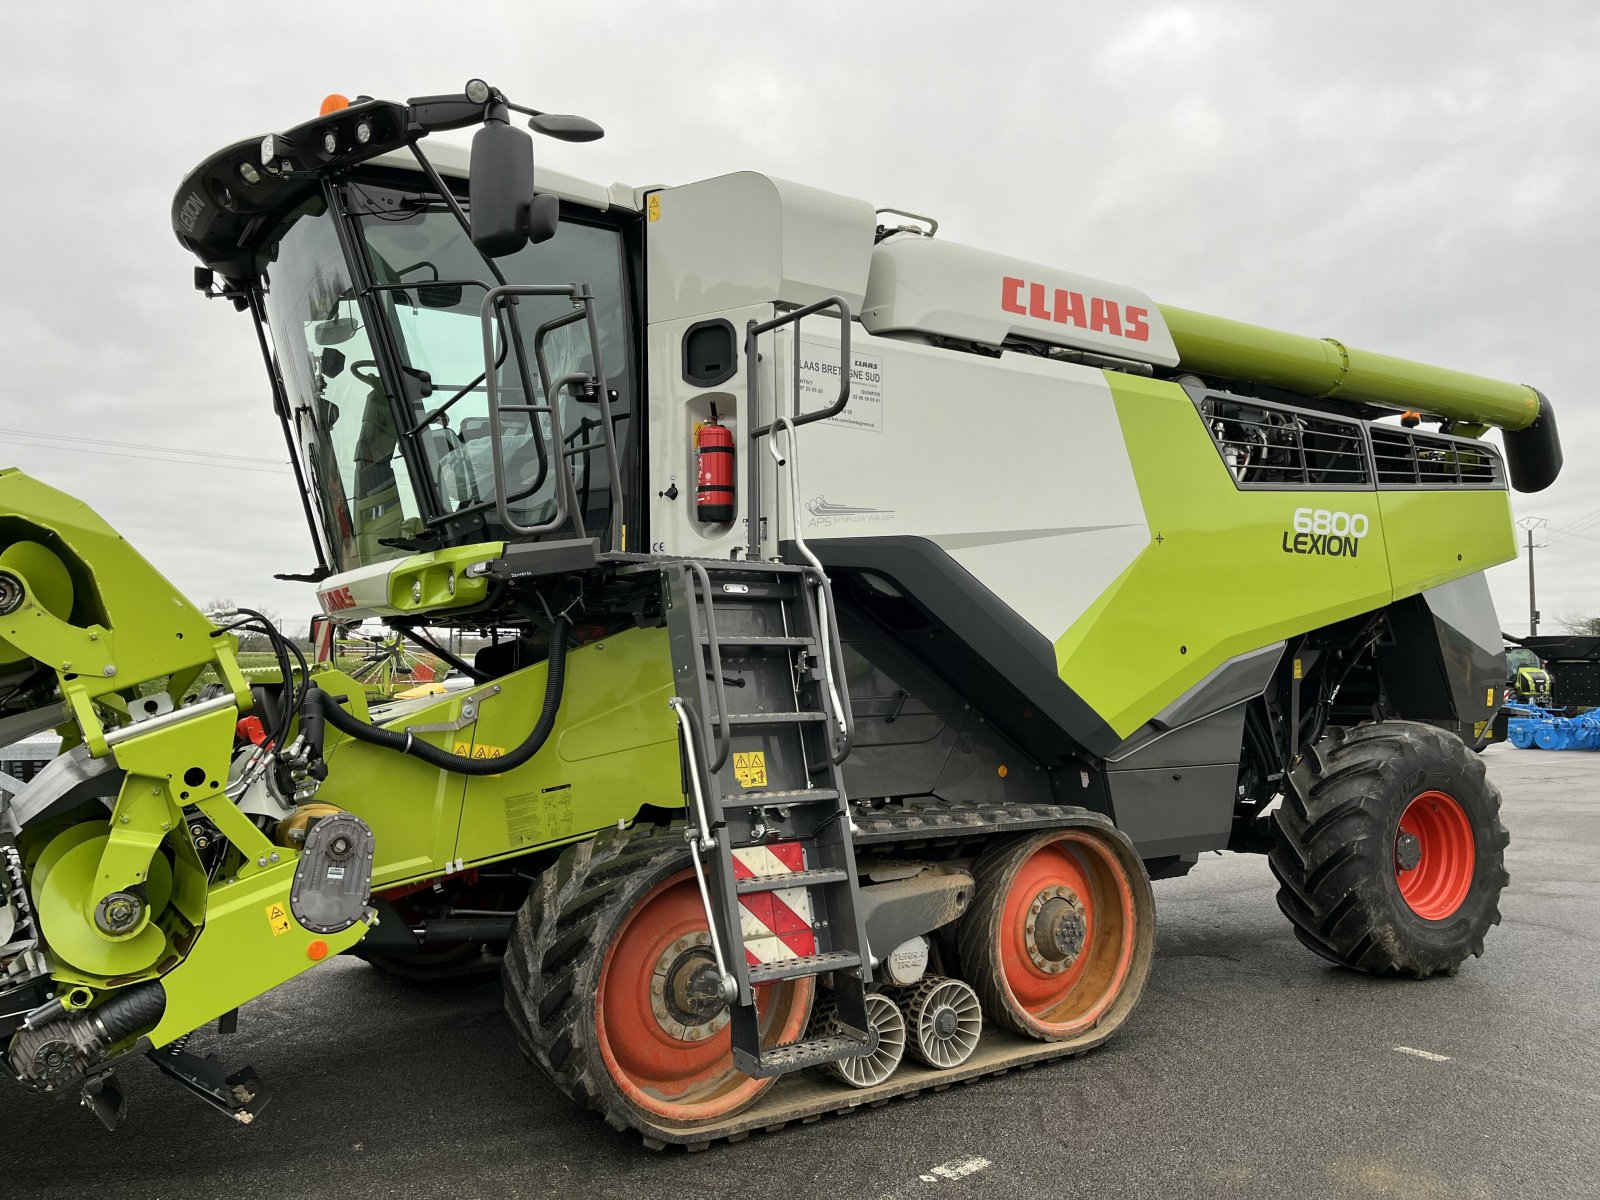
xmin=596 ymin=869 xmax=812 ymax=1124
xmin=960 ymin=824 xmax=1154 ymax=1041
xmin=1394 ymin=790 xmax=1476 ymax=920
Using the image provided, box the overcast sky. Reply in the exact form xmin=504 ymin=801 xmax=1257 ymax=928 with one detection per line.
xmin=1 ymin=2 xmax=1594 ymax=636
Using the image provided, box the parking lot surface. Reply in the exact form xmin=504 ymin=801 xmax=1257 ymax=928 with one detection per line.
xmin=4 ymin=744 xmax=1597 ymax=1199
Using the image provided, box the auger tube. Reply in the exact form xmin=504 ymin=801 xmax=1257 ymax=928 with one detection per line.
xmin=1159 ymin=306 xmax=1563 ymax=491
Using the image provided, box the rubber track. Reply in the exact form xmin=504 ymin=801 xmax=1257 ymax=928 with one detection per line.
xmin=1268 ymin=721 xmax=1510 ymax=978
xmin=503 ymin=800 xmax=1140 ymax=1150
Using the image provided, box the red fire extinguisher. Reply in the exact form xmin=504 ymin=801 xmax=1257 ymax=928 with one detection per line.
xmin=695 ymin=414 xmax=735 ymax=524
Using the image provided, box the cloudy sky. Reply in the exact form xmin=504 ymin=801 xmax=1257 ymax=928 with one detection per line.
xmin=1 ymin=3 xmax=1594 ymax=635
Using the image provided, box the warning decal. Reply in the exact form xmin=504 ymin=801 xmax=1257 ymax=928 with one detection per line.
xmin=733 ymin=842 xmax=817 ymax=963
xmin=798 ymin=338 xmax=883 ymax=433
xmin=265 ymin=902 xmax=291 ymax=937
xmin=453 ymin=741 xmax=506 ymax=760
xmin=733 ymin=751 xmax=767 ymax=789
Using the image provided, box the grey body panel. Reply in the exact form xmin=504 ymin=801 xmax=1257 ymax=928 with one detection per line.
xmin=838 ymin=603 xmax=1052 ymax=809
xmin=805 ymin=537 xmax=1121 ymax=761
xmin=1377 ymin=572 xmax=1503 ymax=735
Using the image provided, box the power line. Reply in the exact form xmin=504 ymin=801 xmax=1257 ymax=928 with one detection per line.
xmin=3 ymin=437 xmax=291 ymax=477
xmin=0 ymin=426 xmax=286 ymax=467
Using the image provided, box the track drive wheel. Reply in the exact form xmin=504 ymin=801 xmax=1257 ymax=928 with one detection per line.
xmin=958 ymin=819 xmax=1154 ymax=1041
xmin=503 ymin=827 xmax=813 ymax=1138
xmin=1270 ymin=721 xmax=1509 ymax=978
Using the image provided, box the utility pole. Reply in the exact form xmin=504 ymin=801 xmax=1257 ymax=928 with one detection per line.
xmin=1517 ymin=517 xmax=1547 ymax=635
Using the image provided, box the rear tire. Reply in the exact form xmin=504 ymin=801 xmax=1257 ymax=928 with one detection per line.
xmin=1270 ymin=721 xmax=1509 ymax=978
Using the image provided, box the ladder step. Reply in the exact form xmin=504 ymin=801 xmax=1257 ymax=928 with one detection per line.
xmin=721 ymin=786 xmax=839 ymax=810
xmin=723 ymin=711 xmax=828 ymax=726
xmin=747 ymin=950 xmax=860 ymax=986
xmin=734 ymin=1032 xmax=874 ymax=1079
xmin=736 ymin=867 xmax=850 ymax=894
xmin=699 ymin=634 xmax=811 ymax=649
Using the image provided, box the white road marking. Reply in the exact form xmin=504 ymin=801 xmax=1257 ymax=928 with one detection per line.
xmin=1394 ymin=1046 xmax=1452 ymax=1061
xmin=918 ymin=1156 xmax=992 ymax=1182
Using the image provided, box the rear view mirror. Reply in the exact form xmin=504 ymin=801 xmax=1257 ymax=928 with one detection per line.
xmin=418 ymin=282 xmax=465 ymax=308
xmin=320 ymin=347 xmax=347 ymax=378
xmin=527 ymin=113 xmax=605 ymax=143
xmin=470 ymin=121 xmax=560 ymax=257
xmin=314 ymin=318 xmax=359 ymax=346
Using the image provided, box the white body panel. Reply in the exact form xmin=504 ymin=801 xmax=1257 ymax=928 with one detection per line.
xmin=861 ymin=236 xmax=1180 ymax=367
xmin=766 ymin=320 xmax=1151 ymax=642
xmin=645 ymin=172 xmax=877 ymax=323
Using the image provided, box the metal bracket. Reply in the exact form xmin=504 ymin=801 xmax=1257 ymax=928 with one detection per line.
xmin=404 ymin=684 xmax=501 ymax=734
xmin=148 ymin=1044 xmax=270 ymax=1125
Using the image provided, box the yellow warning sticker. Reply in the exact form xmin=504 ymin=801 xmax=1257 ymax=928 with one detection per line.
xmin=733 ymin=751 xmax=767 ymax=789
xmin=265 ymin=902 xmax=291 ymax=937
xmin=453 ymin=742 xmax=507 ymax=760
xmin=647 ymin=194 xmax=661 ymax=222
xmin=1292 ymin=658 xmax=1303 ymax=680
xmin=1487 ymin=687 xmax=1496 ymax=707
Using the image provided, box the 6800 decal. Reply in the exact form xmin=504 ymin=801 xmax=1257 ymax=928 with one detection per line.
xmin=1283 ymin=507 xmax=1370 ymax=558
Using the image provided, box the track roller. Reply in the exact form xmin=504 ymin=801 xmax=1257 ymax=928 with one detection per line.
xmin=900 ymin=976 xmax=982 ymax=1069
xmin=815 ymin=992 xmax=904 ymax=1088
xmin=958 ymin=821 xmax=1154 ymax=1041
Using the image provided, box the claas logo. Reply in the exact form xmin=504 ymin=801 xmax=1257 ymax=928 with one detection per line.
xmin=1001 ymin=276 xmax=1150 ymax=342
xmin=319 ymin=585 xmax=356 ymax=612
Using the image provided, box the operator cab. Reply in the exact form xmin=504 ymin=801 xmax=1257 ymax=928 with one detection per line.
xmin=173 ymin=85 xmax=640 ymax=580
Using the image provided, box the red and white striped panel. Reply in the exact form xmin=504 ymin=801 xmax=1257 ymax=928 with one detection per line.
xmin=733 ymin=842 xmax=817 ymax=966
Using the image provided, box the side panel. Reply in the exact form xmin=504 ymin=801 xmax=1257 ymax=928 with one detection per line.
xmin=1056 ymin=374 xmax=1400 ymax=738
xmin=451 ymin=626 xmax=682 ymax=867
xmin=1378 ymin=489 xmax=1516 ymax=600
xmin=778 ymin=322 xmax=1152 ymax=650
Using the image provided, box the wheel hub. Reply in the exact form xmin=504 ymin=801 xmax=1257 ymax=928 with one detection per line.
xmin=1025 ymin=885 xmax=1087 ymax=973
xmin=1395 ymin=830 xmax=1422 ymax=872
xmin=649 ymin=933 xmax=730 ymax=1040
xmin=932 ymin=1006 xmax=959 ymax=1038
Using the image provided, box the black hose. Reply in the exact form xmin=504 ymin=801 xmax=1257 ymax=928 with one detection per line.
xmin=306 ymin=617 xmax=571 ymax=777
xmin=94 ymin=982 xmax=166 ymax=1042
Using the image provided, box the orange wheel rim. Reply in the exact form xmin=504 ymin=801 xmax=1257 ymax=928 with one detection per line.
xmin=596 ymin=869 xmax=811 ymax=1123
xmin=1395 ymin=790 xmax=1475 ymax=920
xmin=996 ymin=831 xmax=1137 ymax=1037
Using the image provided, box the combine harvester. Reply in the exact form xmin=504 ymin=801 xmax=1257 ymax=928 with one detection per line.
xmin=0 ymin=81 xmax=1563 ymax=1145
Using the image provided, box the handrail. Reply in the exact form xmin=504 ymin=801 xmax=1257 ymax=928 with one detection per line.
xmin=473 ymin=283 xmax=625 ymax=545
xmin=667 ymin=697 xmax=738 ymax=1005
xmin=687 ymin=561 xmax=733 ymax=772
xmin=767 ymin=416 xmax=856 ymax=763
xmin=742 ymin=296 xmax=852 ymax=559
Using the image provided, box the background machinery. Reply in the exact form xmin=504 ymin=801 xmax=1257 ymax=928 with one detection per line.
xmin=0 ymin=80 xmax=1561 ymax=1145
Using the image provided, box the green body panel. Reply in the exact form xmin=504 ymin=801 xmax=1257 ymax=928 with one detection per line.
xmin=1160 ymin=306 xmax=1541 ymax=431
xmin=1378 ymin=488 xmax=1515 ymax=601
xmin=0 ymin=470 xmax=251 ymax=753
xmin=453 ymin=627 xmax=681 ymax=867
xmin=310 ymin=626 xmax=682 ymax=889
xmin=146 ymin=860 xmax=370 ymax=1047
xmin=1054 ymin=374 xmax=1516 ymax=739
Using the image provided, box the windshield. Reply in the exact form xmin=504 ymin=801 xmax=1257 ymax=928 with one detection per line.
xmin=260 ymin=173 xmax=634 ymax=573
xmin=352 ymin=179 xmax=632 ymax=539
xmin=263 ymin=197 xmax=423 ymax=570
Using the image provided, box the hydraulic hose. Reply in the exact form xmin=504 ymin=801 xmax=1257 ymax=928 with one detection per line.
xmin=306 ymin=617 xmax=570 ymax=777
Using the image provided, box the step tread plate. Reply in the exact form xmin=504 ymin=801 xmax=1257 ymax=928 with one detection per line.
xmin=720 ymin=787 xmax=840 ymax=809
xmin=735 ymin=867 xmax=851 ymax=894
xmin=746 ymin=950 xmax=860 ymax=986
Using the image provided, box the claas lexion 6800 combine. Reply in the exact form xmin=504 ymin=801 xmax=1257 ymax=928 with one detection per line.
xmin=0 ymin=81 xmax=1562 ymax=1145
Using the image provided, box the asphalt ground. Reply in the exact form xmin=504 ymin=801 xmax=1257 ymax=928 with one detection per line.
xmin=4 ymin=744 xmax=1597 ymax=1199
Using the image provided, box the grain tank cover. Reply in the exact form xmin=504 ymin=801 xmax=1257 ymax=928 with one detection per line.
xmin=860 ymin=237 xmax=1181 ymax=367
